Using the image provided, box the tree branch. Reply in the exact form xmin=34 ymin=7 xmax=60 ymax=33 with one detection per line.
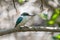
xmin=13 ymin=0 xmax=17 ymax=12
xmin=13 ymin=0 xmax=19 ymax=14
xmin=0 ymin=26 xmax=60 ymax=36
xmin=42 ymin=0 xmax=55 ymax=10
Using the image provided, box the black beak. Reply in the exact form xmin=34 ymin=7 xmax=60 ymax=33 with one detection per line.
xmin=28 ymin=15 xmax=35 ymax=16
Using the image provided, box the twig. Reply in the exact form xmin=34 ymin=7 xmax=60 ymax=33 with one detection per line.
xmin=13 ymin=0 xmax=17 ymax=11
xmin=13 ymin=0 xmax=19 ymax=14
xmin=42 ymin=0 xmax=55 ymax=10
xmin=40 ymin=0 xmax=44 ymax=11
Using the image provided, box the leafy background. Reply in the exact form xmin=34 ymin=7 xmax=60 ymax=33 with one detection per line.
xmin=0 ymin=0 xmax=60 ymax=40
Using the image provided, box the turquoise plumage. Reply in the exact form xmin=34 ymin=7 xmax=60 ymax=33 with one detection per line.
xmin=15 ymin=17 xmax=23 ymax=27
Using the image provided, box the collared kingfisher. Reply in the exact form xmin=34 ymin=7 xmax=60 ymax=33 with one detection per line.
xmin=15 ymin=12 xmax=35 ymax=27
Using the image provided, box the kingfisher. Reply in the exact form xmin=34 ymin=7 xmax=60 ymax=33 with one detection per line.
xmin=15 ymin=12 xmax=35 ymax=27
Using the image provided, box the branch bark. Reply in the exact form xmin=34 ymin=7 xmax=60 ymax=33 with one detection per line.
xmin=0 ymin=26 xmax=60 ymax=36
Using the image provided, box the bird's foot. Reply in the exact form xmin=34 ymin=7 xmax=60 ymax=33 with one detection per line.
xmin=24 ymin=26 xmax=29 ymax=28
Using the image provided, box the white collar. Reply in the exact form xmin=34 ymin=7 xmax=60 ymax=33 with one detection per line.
xmin=21 ymin=16 xmax=24 ymax=17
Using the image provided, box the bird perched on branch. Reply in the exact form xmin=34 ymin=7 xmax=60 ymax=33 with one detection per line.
xmin=15 ymin=12 xmax=35 ymax=27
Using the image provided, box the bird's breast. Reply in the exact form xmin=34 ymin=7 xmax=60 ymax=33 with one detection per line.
xmin=19 ymin=16 xmax=31 ymax=26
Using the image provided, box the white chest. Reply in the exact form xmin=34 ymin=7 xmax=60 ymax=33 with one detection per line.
xmin=19 ymin=16 xmax=31 ymax=26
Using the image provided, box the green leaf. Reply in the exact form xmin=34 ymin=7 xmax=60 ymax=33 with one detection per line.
xmin=52 ymin=14 xmax=59 ymax=20
xmin=38 ymin=13 xmax=48 ymax=20
xmin=18 ymin=0 xmax=25 ymax=4
xmin=55 ymin=8 xmax=60 ymax=14
xmin=56 ymin=34 xmax=60 ymax=39
xmin=51 ymin=9 xmax=60 ymax=20
xmin=48 ymin=8 xmax=60 ymax=25
xmin=48 ymin=20 xmax=54 ymax=25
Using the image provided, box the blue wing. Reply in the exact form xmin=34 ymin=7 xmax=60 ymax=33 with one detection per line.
xmin=15 ymin=17 xmax=23 ymax=27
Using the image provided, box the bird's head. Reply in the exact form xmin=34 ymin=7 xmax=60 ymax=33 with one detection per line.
xmin=21 ymin=12 xmax=35 ymax=16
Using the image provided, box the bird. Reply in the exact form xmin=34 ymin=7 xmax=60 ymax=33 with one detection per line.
xmin=15 ymin=12 xmax=35 ymax=27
